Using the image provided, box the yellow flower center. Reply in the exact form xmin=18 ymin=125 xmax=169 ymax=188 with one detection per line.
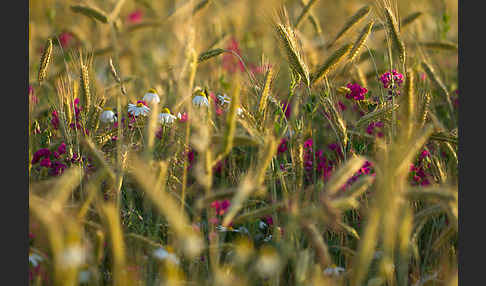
xmin=136 ymin=102 xmax=144 ymax=107
xmin=147 ymin=88 xmax=158 ymax=94
xmin=162 ymin=108 xmax=171 ymax=114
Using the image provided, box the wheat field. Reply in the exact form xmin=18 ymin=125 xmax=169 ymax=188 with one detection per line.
xmin=28 ymin=0 xmax=458 ymax=285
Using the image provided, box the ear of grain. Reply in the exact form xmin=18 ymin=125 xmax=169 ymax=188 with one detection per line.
xmin=311 ymin=43 xmax=352 ymax=86
xmin=356 ymin=103 xmax=398 ymax=127
xmin=321 ymin=97 xmax=348 ymax=148
xmin=217 ymin=80 xmax=240 ymax=162
xmin=193 ymin=0 xmax=211 ymax=16
xmin=38 ymin=38 xmax=53 ymax=84
xmin=325 ymin=156 xmax=367 ymax=196
xmin=422 ymin=61 xmax=454 ymax=114
xmin=298 ymin=0 xmax=322 ymax=36
xmin=301 ymin=222 xmax=332 ymax=267
xmin=373 ymin=11 xmax=423 ymax=32
xmin=418 ymin=92 xmax=431 ymax=129
xmin=47 ymin=166 xmax=84 ymax=212
xmin=294 ymin=0 xmax=319 ymax=29
xmin=80 ymin=54 xmax=92 ymax=115
xmin=327 ymin=5 xmax=371 ymax=49
xmin=418 ymin=41 xmax=458 ymax=51
xmin=397 ymin=124 xmax=434 ymax=174
xmin=349 ymin=20 xmax=374 ymax=62
xmin=71 ymin=4 xmax=108 ymax=23
xmin=109 ymin=57 xmax=121 ymax=83
xmin=354 ymin=65 xmax=368 ymax=88
xmin=400 ymin=69 xmax=415 ymax=140
xmin=384 ymin=7 xmax=406 ymax=64
xmin=275 ymin=17 xmax=311 ymax=86
xmin=197 ymin=48 xmax=225 ymax=63
xmin=258 ymin=67 xmax=274 ymax=115
xmin=401 ymin=11 xmax=423 ymax=28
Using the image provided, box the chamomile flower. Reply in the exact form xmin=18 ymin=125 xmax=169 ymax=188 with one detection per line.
xmin=143 ymin=88 xmax=160 ymax=105
xmin=158 ymin=108 xmax=177 ymax=124
xmin=100 ymin=108 xmax=116 ymax=123
xmin=29 ymin=252 xmax=44 ymax=267
xmin=153 ymin=246 xmax=180 ymax=264
xmin=323 ymin=265 xmax=346 ymax=276
xmin=216 ymin=93 xmax=231 ymax=107
xmin=128 ymin=100 xmax=150 ymax=117
xmin=192 ymin=87 xmax=209 ymax=107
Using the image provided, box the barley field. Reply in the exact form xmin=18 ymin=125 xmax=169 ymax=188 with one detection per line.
xmin=28 ymin=0 xmax=458 ymax=285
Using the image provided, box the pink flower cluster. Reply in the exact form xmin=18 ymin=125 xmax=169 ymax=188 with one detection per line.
xmin=277 ymin=138 xmax=288 ymax=154
xmin=222 ymin=37 xmax=245 ymax=73
xmin=380 ymin=70 xmax=404 ymax=89
xmin=345 ymin=83 xmax=368 ymax=101
xmin=303 ymin=139 xmax=333 ymax=183
xmin=366 ymin=121 xmax=384 ymax=138
xmin=340 ymin=161 xmax=374 ymax=191
xmin=211 ymin=200 xmax=231 ymax=216
xmin=127 ymin=10 xmax=143 ymax=24
xmin=410 ymin=149 xmax=432 ymax=186
xmin=31 ymin=143 xmax=68 ymax=176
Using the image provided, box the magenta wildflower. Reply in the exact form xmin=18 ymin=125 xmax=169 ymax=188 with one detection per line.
xmin=32 ymin=148 xmax=51 ymax=164
xmin=211 ymin=199 xmax=231 ymax=216
xmin=222 ymin=37 xmax=244 ymax=73
xmin=345 ymin=83 xmax=368 ymax=101
xmin=340 ymin=161 xmax=374 ymax=191
xmin=51 ymin=110 xmax=59 ymax=130
xmin=380 ymin=70 xmax=404 ymax=89
xmin=58 ymin=32 xmax=74 ymax=48
xmin=50 ymin=161 xmax=67 ymax=176
xmin=366 ymin=121 xmax=384 ymax=138
xmin=178 ymin=112 xmax=188 ymax=122
xmin=127 ymin=10 xmax=143 ymax=24
xmin=58 ymin=142 xmax=66 ymax=155
xmin=39 ymin=157 xmax=51 ymax=168
xmin=419 ymin=149 xmax=430 ymax=160
xmin=29 ymin=85 xmax=38 ymax=106
xmin=337 ymin=101 xmax=347 ymax=111
xmin=277 ymin=138 xmax=288 ymax=154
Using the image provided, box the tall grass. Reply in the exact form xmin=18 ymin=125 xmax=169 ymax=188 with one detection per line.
xmin=29 ymin=0 xmax=458 ymax=285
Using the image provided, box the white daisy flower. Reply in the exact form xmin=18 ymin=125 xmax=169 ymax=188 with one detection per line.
xmin=323 ymin=265 xmax=346 ymax=276
xmin=192 ymin=87 xmax=209 ymax=107
xmin=216 ymin=93 xmax=231 ymax=106
xmin=100 ymin=108 xmax=116 ymax=123
xmin=259 ymin=221 xmax=268 ymax=230
xmin=158 ymin=108 xmax=177 ymax=124
xmin=29 ymin=252 xmax=43 ymax=267
xmin=128 ymin=101 xmax=150 ymax=117
xmin=143 ymin=88 xmax=160 ymax=105
xmin=153 ymin=247 xmax=179 ymax=264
